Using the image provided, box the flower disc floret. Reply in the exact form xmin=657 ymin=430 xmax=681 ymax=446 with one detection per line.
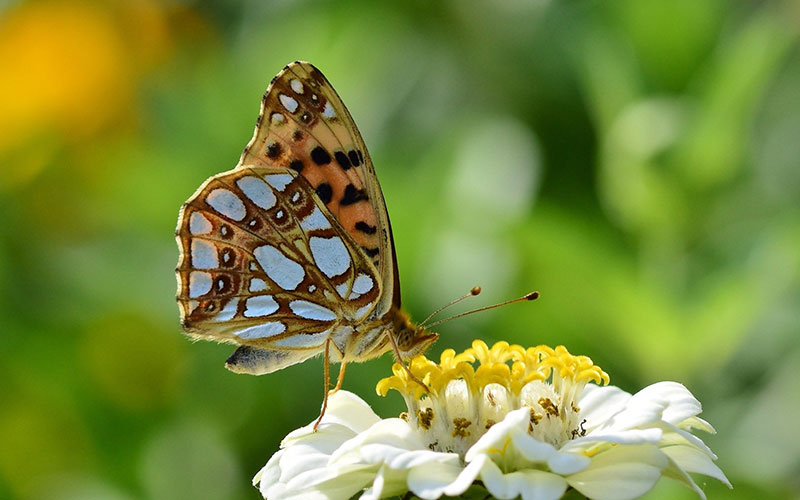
xmin=377 ymin=340 xmax=610 ymax=455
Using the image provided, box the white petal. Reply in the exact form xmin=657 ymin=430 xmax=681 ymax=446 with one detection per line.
xmin=331 ymin=418 xmax=421 ymax=465
xmin=679 ymin=415 xmax=717 ymax=434
xmin=442 ymin=454 xmax=488 ymax=497
xmin=630 ymin=382 xmax=702 ymax=425
xmin=465 ymin=408 xmax=529 ymax=461
xmin=279 ymin=444 xmax=337 ymax=481
xmin=546 ymin=450 xmax=591 ymax=475
xmin=254 ymin=449 xmax=284 ymax=489
xmin=663 ymin=444 xmax=731 ymax=488
xmin=595 ymin=382 xmax=706 ymax=434
xmin=362 ymin=464 xmax=409 ymax=500
xmin=281 ymin=463 xmax=378 ymax=500
xmin=509 ymin=428 xmax=557 ymax=462
xmin=311 ymin=390 xmax=382 ymax=434
xmin=283 ymin=421 xmax=355 ymax=448
xmin=566 ymin=444 xmax=668 ymax=500
xmin=657 ymin=422 xmax=716 ymax=458
xmin=660 ymin=453 xmax=708 ymax=500
xmin=407 ymin=459 xmax=465 ymax=499
xmin=510 ymin=426 xmax=590 ymax=474
xmin=517 ymin=471 xmax=569 ymax=500
xmin=357 ymin=443 xmax=413 ymax=466
xmin=597 ymin=397 xmax=669 ymax=432
xmin=479 ymin=457 xmax=567 ymax=500
xmin=383 ymin=448 xmax=460 ymax=470
xmin=579 ymin=384 xmax=631 ymax=432
xmin=561 ymin=428 xmax=663 ymax=453
xmin=264 ymin=481 xmax=286 ymax=499
xmin=477 ymin=458 xmax=510 ymax=499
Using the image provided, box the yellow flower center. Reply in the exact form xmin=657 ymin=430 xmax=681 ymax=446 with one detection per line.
xmin=377 ymin=340 xmax=609 ymax=456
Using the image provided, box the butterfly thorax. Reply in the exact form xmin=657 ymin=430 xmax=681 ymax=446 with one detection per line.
xmin=345 ymin=306 xmax=438 ymax=362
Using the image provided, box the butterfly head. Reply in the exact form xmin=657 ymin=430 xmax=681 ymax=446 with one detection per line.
xmin=392 ymin=309 xmax=438 ymax=359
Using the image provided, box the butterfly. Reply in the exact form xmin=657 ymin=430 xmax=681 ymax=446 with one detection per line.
xmin=175 ymin=61 xmax=437 ymax=423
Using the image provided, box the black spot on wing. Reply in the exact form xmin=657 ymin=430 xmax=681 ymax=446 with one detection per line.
xmin=289 ymin=159 xmax=304 ymax=172
xmin=334 ymin=151 xmax=351 ymax=170
xmin=267 ymin=142 xmax=281 ymax=159
xmin=340 ymin=184 xmax=368 ymax=206
xmin=348 ymin=150 xmax=361 ymax=167
xmin=215 ymin=275 xmax=232 ymax=294
xmin=361 ymin=246 xmax=379 ymax=257
xmin=315 ymin=182 xmax=333 ymax=204
xmin=355 ymin=221 xmax=377 ymax=234
xmin=311 ymin=146 xmax=331 ymax=165
xmin=246 ymin=217 xmax=262 ymax=231
xmin=220 ymin=248 xmax=235 ymax=268
xmin=292 ymin=130 xmax=303 ymax=141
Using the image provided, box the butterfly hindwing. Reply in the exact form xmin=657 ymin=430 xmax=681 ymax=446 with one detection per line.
xmin=238 ymin=61 xmax=399 ymax=315
xmin=175 ymin=166 xmax=381 ymax=351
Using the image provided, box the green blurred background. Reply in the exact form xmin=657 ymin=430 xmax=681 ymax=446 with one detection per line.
xmin=1 ymin=0 xmax=798 ymax=499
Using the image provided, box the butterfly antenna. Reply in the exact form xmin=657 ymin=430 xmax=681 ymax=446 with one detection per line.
xmin=419 ymin=286 xmax=482 ymax=328
xmin=423 ymin=291 xmax=539 ymax=329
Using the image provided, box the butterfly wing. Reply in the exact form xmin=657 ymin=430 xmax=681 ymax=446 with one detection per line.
xmin=175 ymin=166 xmax=382 ymax=356
xmin=238 ymin=61 xmax=400 ymax=315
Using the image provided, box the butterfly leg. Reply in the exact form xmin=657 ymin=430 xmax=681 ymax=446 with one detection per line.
xmin=331 ymin=362 xmax=347 ymax=393
xmin=313 ymin=338 xmax=332 ymax=431
xmin=387 ymin=330 xmax=430 ymax=393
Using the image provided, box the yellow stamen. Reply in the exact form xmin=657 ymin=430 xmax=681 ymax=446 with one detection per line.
xmin=487 ymin=437 xmax=513 ymax=456
xmin=377 ymin=340 xmax=609 ymax=399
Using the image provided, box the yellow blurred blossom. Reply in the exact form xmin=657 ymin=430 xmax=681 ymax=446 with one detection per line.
xmin=0 ymin=0 xmax=172 ymax=184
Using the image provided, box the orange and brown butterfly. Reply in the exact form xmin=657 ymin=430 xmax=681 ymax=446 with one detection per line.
xmin=175 ymin=61 xmax=437 ymax=422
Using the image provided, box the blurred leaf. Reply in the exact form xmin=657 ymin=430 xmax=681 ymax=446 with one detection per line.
xmin=80 ymin=313 xmax=186 ymax=411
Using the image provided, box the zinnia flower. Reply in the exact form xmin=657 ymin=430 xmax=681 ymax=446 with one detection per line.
xmin=254 ymin=340 xmax=730 ymax=500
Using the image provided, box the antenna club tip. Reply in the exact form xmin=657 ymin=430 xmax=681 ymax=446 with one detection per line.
xmin=470 ymin=286 xmax=482 ymax=296
xmin=526 ymin=291 xmax=540 ymax=301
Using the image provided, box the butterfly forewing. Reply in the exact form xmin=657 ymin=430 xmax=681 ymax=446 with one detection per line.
xmin=238 ymin=62 xmax=399 ymax=316
xmin=176 ymin=166 xmax=381 ymax=351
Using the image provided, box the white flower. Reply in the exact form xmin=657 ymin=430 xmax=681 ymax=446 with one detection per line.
xmin=255 ymin=341 xmax=730 ymax=500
